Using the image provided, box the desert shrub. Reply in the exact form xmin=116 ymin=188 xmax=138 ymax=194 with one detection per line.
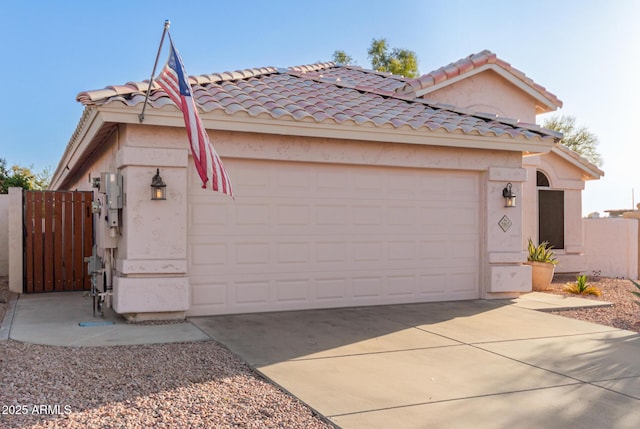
xmin=564 ymin=274 xmax=601 ymax=297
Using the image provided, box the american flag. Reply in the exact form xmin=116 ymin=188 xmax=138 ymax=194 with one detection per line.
xmin=155 ymin=38 xmax=233 ymax=197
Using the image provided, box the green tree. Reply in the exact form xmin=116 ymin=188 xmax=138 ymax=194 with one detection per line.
xmin=0 ymin=158 xmax=51 ymax=193
xmin=542 ymin=115 xmax=603 ymax=167
xmin=332 ymin=50 xmax=353 ymax=65
xmin=367 ymin=38 xmax=419 ymax=78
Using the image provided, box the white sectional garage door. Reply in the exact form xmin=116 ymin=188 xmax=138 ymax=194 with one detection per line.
xmin=188 ymin=159 xmax=480 ymax=316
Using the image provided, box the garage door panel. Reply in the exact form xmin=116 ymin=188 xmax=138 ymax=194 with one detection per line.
xmin=353 ymin=276 xmax=383 ymax=298
xmin=235 ymin=242 xmax=270 ymax=265
xmin=277 ymin=204 xmax=309 ymax=225
xmin=315 ymin=277 xmax=348 ymax=301
xmin=236 ymin=203 xmax=271 ymax=225
xmin=190 ymin=243 xmax=228 ymax=267
xmin=276 ymin=279 xmax=311 ymax=302
xmin=316 ymin=204 xmax=348 ymax=225
xmin=191 ymin=279 xmax=226 ymax=308
xmin=188 ymin=268 xmax=479 ymax=316
xmin=190 ymin=197 xmax=229 ymax=226
xmin=388 ymin=240 xmax=417 ymax=261
xmin=188 ymin=160 xmax=480 ymax=316
xmin=316 ymin=241 xmax=347 ymax=262
xmin=189 ymin=236 xmax=477 ymax=275
xmin=353 ymin=205 xmax=383 ymax=225
xmin=418 ymin=274 xmax=447 ymax=296
xmin=451 ymin=272 xmax=479 ymax=294
xmin=317 ymin=169 xmax=350 ymax=192
xmin=277 ymin=241 xmax=310 ymax=264
xmin=235 ymin=280 xmax=270 ymax=304
xmin=387 ymin=275 xmax=418 ymax=297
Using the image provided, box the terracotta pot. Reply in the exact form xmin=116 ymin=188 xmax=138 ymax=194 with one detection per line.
xmin=527 ymin=261 xmax=556 ymax=291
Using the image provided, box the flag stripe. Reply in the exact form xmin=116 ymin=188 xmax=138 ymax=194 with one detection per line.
xmin=155 ymin=39 xmax=233 ymax=197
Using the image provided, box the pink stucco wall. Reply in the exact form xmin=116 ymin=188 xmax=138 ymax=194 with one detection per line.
xmin=424 ymin=71 xmax=539 ymax=123
xmin=0 ymin=194 xmax=8 ymax=276
xmin=584 ymin=218 xmax=638 ymax=279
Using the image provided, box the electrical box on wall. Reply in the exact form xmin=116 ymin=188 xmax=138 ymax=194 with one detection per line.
xmin=100 ymin=172 xmax=123 ymax=227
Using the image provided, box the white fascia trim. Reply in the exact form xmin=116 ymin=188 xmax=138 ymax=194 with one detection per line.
xmin=50 ymin=108 xmax=104 ymax=189
xmin=98 ymin=105 xmax=556 ymax=154
xmin=415 ymin=64 xmax=559 ymax=112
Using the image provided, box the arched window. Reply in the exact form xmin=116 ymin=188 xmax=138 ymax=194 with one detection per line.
xmin=536 ymin=171 xmax=550 ymax=187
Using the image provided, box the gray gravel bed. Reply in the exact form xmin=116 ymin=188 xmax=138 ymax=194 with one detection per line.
xmin=0 ymin=340 xmax=333 ymax=429
xmin=545 ymin=276 xmax=639 ymax=332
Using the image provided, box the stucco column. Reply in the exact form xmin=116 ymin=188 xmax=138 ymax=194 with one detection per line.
xmin=483 ymin=167 xmax=531 ymax=297
xmin=8 ymin=188 xmax=23 ymax=293
xmin=112 ymin=146 xmax=190 ymax=320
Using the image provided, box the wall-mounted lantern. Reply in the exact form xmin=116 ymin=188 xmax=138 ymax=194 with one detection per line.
xmin=151 ymin=168 xmax=166 ymax=200
xmin=502 ymin=182 xmax=516 ymax=208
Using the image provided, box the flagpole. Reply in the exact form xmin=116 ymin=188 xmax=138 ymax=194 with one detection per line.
xmin=138 ymin=20 xmax=171 ymax=123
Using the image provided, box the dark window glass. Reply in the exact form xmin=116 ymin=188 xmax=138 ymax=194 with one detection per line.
xmin=538 ymin=189 xmax=564 ymax=249
xmin=537 ymin=171 xmax=550 ymax=187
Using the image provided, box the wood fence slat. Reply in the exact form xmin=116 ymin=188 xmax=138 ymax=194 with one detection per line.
xmin=72 ymin=192 xmax=84 ymax=291
xmin=44 ymin=192 xmax=54 ymax=292
xmin=63 ymin=192 xmax=74 ymax=291
xmin=24 ymin=191 xmax=35 ymax=293
xmin=53 ymin=192 xmax=64 ymax=291
xmin=33 ymin=191 xmax=44 ymax=292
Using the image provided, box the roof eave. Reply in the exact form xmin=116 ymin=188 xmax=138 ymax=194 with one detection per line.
xmin=53 ymin=103 xmax=558 ymax=184
xmin=96 ymin=105 xmax=556 ymax=153
xmin=50 ymin=107 xmax=105 ymax=189
xmin=552 ymin=144 xmax=604 ymax=180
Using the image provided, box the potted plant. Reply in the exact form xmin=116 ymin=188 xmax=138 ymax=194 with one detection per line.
xmin=526 ymin=238 xmax=558 ymax=291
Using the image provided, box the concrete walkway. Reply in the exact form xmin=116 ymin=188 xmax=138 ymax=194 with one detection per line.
xmin=4 ymin=292 xmax=210 ymax=346
xmin=3 ymin=291 xmax=639 ymax=428
xmin=192 ymin=298 xmax=640 ymax=429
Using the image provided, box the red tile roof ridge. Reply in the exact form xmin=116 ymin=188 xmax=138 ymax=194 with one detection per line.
xmin=78 ymin=63 xmax=352 ymax=106
xmin=288 ymin=62 xmax=336 ymax=73
xmin=76 ymin=66 xmax=282 ymax=105
xmin=396 ymin=50 xmax=562 ymax=109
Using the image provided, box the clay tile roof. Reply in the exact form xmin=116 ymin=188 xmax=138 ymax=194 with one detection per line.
xmin=397 ymin=50 xmax=562 ymax=109
xmin=75 ymin=61 xmax=560 ymax=143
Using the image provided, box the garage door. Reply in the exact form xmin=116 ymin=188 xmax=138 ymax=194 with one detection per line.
xmin=188 ymin=159 xmax=480 ymax=316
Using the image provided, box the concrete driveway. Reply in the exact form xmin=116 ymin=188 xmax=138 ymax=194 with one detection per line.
xmin=192 ymin=299 xmax=640 ymax=429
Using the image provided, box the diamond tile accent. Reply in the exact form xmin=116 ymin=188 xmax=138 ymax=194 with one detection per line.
xmin=498 ymin=215 xmax=513 ymax=232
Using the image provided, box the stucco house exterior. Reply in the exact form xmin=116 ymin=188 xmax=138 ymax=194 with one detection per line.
xmin=48 ymin=50 xmax=600 ymax=320
xmin=395 ymin=50 xmax=604 ymax=273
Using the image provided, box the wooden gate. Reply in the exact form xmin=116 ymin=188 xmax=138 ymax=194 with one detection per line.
xmin=23 ymin=190 xmax=94 ymax=293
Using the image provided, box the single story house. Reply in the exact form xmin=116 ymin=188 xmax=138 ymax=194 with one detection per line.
xmin=48 ymin=50 xmax=601 ymax=320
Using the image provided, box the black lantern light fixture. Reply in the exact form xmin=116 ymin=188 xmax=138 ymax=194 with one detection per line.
xmin=502 ymin=182 xmax=516 ymax=208
xmin=151 ymin=168 xmax=166 ymax=200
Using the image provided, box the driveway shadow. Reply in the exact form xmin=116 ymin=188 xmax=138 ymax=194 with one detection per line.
xmin=191 ymin=299 xmax=507 ymax=365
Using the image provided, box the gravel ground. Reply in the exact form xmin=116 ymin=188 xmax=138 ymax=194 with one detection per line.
xmin=0 ymin=278 xmax=333 ymax=429
xmin=0 ymin=277 xmax=12 ymax=324
xmin=1 ymin=275 xmax=638 ymax=428
xmin=545 ymin=274 xmax=640 ymax=333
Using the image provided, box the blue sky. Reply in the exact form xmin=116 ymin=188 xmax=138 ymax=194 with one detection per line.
xmin=1 ymin=0 xmax=638 ymax=215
